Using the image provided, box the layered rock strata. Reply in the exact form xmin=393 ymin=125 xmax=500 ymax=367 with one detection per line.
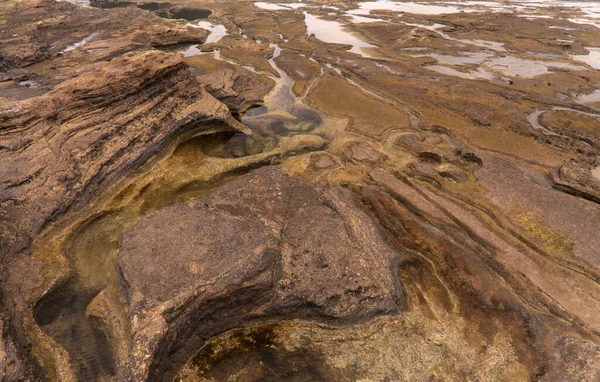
xmin=0 ymin=49 xmax=247 ymax=380
xmin=118 ymin=166 xmax=403 ymax=380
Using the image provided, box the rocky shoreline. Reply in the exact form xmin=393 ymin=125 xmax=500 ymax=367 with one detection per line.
xmin=2 ymin=0 xmax=600 ymax=380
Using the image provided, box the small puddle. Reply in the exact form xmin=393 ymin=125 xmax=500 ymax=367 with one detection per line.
xmin=304 ymin=12 xmax=376 ymax=57
xmin=571 ymin=47 xmax=600 ymax=70
xmin=549 ymin=25 xmax=578 ymax=31
xmin=183 ymin=45 xmax=203 ymax=58
xmin=92 ymin=1 xmax=137 ymax=8
xmin=413 ymin=52 xmax=491 ymax=65
xmin=89 ymin=1 xmax=211 ymax=21
xmin=527 ymin=107 xmax=597 ymax=145
xmin=577 ymin=89 xmax=600 ymax=104
xmin=486 ymin=56 xmax=550 ymax=78
xmin=254 ymin=2 xmax=290 ymax=10
xmin=182 ymin=22 xmax=227 ymax=57
xmin=527 ymin=110 xmax=561 ymax=137
xmin=170 ymin=8 xmax=213 ymax=21
xmin=58 ymin=0 xmax=91 ymax=5
xmin=175 ymin=323 xmax=342 ymax=381
xmin=395 ymin=21 xmax=506 ymax=52
xmin=241 ymin=43 xmax=321 ymax=135
xmin=426 ymin=65 xmax=476 ymax=79
xmin=348 ymin=14 xmax=387 ymax=23
xmin=188 ymin=21 xmax=227 ymax=44
xmin=349 ymin=1 xmax=471 ymax=15
xmin=19 ymin=80 xmax=41 ymax=88
xmin=62 ymin=32 xmax=101 ymax=53
xmin=254 ymin=2 xmax=307 ymax=10
xmin=568 ymin=18 xmax=600 ymax=29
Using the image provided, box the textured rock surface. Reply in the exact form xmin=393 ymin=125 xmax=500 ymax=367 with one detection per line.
xmin=2 ymin=0 xmax=600 ymax=380
xmin=118 ymin=166 xmax=402 ymax=380
xmin=0 ymin=0 xmax=208 ymax=99
xmin=197 ymin=68 xmax=275 ymax=116
xmin=0 ymin=23 xmax=247 ymax=380
xmin=0 ymin=50 xmax=245 ymax=261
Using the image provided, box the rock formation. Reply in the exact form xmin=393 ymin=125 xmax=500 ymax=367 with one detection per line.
xmin=118 ymin=166 xmax=402 ymax=380
xmin=0 ymin=50 xmax=246 ymax=262
xmin=2 ymin=0 xmax=600 ymax=380
xmin=1 ymin=32 xmax=247 ymax=382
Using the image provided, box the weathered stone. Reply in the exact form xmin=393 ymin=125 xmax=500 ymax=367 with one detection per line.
xmin=0 ymin=50 xmax=245 ymax=262
xmin=118 ymin=167 xmax=403 ymax=381
xmin=0 ymin=48 xmax=247 ymax=380
xmin=198 ymin=68 xmax=275 ymax=115
xmin=547 ymin=160 xmax=600 ymax=204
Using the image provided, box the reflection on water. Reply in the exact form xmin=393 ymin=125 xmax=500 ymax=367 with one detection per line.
xmin=577 ymin=89 xmax=600 ymax=104
xmin=170 ymin=8 xmax=212 ymax=21
xmin=242 ymin=43 xmax=321 ymax=136
xmin=62 ymin=33 xmax=101 ymax=53
xmin=487 ymin=56 xmax=550 ymax=78
xmin=84 ymin=1 xmax=212 ymax=21
xmin=187 ymin=21 xmax=227 ymax=43
xmin=426 ymin=65 xmax=476 ymax=79
xmin=175 ymin=323 xmax=340 ymax=382
xmin=348 ymin=0 xmax=600 ymax=25
xmin=304 ymin=12 xmax=376 ymax=57
xmin=254 ymin=1 xmax=290 ymax=10
xmin=349 ymin=1 xmax=468 ymax=15
xmin=571 ymin=47 xmax=600 ymax=70
xmin=33 ymin=134 xmax=246 ymax=381
xmin=254 ymin=2 xmax=306 ymax=10
xmin=413 ymin=51 xmax=491 ymax=65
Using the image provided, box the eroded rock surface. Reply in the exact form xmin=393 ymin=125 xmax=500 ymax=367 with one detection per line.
xmin=0 ymin=50 xmax=245 ymax=261
xmin=0 ymin=43 xmax=247 ymax=382
xmin=118 ymin=166 xmax=402 ymax=380
xmin=2 ymin=0 xmax=600 ymax=380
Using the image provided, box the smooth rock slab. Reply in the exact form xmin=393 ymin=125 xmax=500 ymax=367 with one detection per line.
xmin=118 ymin=167 xmax=402 ymax=380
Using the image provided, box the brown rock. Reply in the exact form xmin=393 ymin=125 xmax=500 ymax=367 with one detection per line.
xmin=0 ymin=49 xmax=246 ymax=380
xmin=0 ymin=50 xmax=245 ymax=262
xmin=118 ymin=166 xmax=403 ymax=381
xmin=198 ymin=67 xmax=275 ymax=115
xmin=547 ymin=160 xmax=600 ymax=204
